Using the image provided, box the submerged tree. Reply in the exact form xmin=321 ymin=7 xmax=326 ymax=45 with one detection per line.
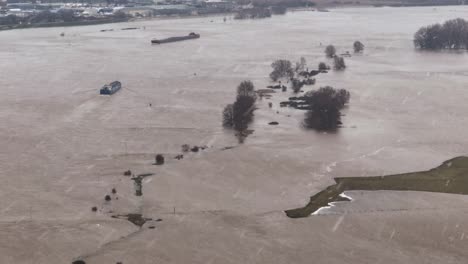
xmin=222 ymin=81 xmax=257 ymax=142
xmin=295 ymin=57 xmax=307 ymax=73
xmin=232 ymin=95 xmax=256 ymax=131
xmin=333 ymin=56 xmax=346 ymax=70
xmin=291 ymin=78 xmax=304 ymax=93
xmin=325 ymin=45 xmax=336 ymax=58
xmin=414 ymin=23 xmax=444 ymax=50
xmin=222 ymin=104 xmax=234 ymax=127
xmin=237 ymin=80 xmax=257 ymax=99
xmin=353 ymin=41 xmax=364 ymax=53
xmin=414 ymin=18 xmax=468 ymax=50
xmin=270 ymin=59 xmax=294 ymax=81
xmin=303 ymin=86 xmax=350 ymax=130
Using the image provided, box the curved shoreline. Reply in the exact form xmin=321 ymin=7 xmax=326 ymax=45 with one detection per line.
xmin=285 ymin=156 xmax=468 ymax=218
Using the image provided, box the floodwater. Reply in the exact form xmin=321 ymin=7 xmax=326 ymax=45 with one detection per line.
xmin=2 ymin=6 xmax=468 ymax=264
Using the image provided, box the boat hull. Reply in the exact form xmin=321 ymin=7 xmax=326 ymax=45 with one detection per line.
xmin=100 ymin=81 xmax=122 ymax=95
xmin=151 ymin=34 xmax=200 ymax=44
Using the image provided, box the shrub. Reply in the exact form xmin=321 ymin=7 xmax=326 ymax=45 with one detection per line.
xmin=353 ymin=41 xmax=364 ymax=53
xmin=191 ymin=146 xmax=199 ymax=152
xmin=325 ymin=45 xmax=336 ymax=58
xmin=181 ymin=144 xmax=190 ymax=152
xmin=104 ymin=195 xmax=111 ymax=201
xmin=155 ymin=154 xmax=165 ymax=165
xmin=318 ymin=62 xmax=329 ymax=71
xmin=333 ymin=56 xmax=346 ymax=70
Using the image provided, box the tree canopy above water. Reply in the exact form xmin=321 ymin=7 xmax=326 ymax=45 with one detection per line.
xmin=414 ymin=18 xmax=468 ymax=50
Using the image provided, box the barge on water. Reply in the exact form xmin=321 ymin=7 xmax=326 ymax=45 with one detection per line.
xmin=100 ymin=81 xmax=122 ymax=95
xmin=151 ymin=32 xmax=200 ymax=44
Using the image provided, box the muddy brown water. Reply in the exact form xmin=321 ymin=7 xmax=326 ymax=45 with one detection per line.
xmin=2 ymin=6 xmax=468 ymax=220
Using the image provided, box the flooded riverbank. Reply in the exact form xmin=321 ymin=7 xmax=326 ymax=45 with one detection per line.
xmin=2 ymin=6 xmax=468 ymax=263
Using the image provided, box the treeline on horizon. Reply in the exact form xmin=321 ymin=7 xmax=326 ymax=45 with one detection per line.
xmin=0 ymin=9 xmax=127 ymax=26
xmin=414 ymin=18 xmax=468 ymax=50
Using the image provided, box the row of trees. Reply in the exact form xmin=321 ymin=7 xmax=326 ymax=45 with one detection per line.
xmin=0 ymin=10 xmax=127 ymax=26
xmin=414 ymin=18 xmax=468 ymax=50
xmin=223 ymin=81 xmax=257 ymax=142
xmin=325 ymin=41 xmax=364 ymax=58
xmin=324 ymin=41 xmax=363 ymax=71
xmin=267 ymin=57 xmax=351 ymax=130
xmin=269 ymin=57 xmax=320 ymax=94
xmin=325 ymin=45 xmax=346 ymax=70
xmin=234 ymin=7 xmax=272 ymax=19
xmin=236 ymin=0 xmax=312 ymax=8
xmin=270 ymin=58 xmax=332 ymax=82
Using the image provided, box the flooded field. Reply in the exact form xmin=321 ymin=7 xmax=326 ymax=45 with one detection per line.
xmin=2 ymin=6 xmax=468 ymax=264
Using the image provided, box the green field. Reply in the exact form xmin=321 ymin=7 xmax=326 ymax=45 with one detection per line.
xmin=285 ymin=156 xmax=468 ymax=218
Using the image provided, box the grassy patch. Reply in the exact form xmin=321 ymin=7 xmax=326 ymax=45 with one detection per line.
xmin=285 ymin=156 xmax=468 ymax=218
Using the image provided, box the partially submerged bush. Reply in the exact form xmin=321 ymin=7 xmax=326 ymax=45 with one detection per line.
xmin=325 ymin=45 xmax=336 ymax=58
xmin=270 ymin=59 xmax=294 ymax=81
xmin=181 ymin=144 xmax=190 ymax=152
xmin=191 ymin=146 xmax=200 ymax=152
xmin=353 ymin=41 xmax=364 ymax=53
xmin=155 ymin=154 xmax=165 ymax=165
xmin=318 ymin=62 xmax=329 ymax=71
xmin=333 ymin=56 xmax=346 ymax=70
xmin=291 ymin=78 xmax=304 ymax=93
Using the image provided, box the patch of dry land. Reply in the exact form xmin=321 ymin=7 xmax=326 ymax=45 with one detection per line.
xmin=2 ymin=6 xmax=468 ymax=264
